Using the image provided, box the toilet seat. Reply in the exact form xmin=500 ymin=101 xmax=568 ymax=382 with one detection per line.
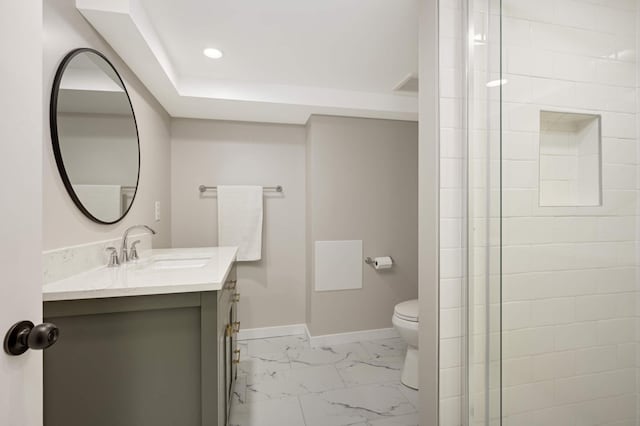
xmin=394 ymin=299 xmax=418 ymax=322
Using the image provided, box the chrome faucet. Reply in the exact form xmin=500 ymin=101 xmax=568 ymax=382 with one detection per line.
xmin=120 ymin=225 xmax=156 ymax=263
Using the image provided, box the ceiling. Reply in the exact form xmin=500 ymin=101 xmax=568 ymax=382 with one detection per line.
xmin=76 ymin=0 xmax=419 ymax=124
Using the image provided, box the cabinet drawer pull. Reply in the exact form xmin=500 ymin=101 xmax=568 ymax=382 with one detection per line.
xmin=233 ymin=293 xmax=240 ymax=303
xmin=232 ymin=321 xmax=241 ymax=334
xmin=233 ymin=349 xmax=241 ymax=364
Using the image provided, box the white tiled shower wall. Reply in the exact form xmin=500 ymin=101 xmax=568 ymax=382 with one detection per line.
xmin=501 ymin=0 xmax=638 ymax=424
xmin=440 ymin=0 xmax=640 ymax=425
xmin=439 ymin=0 xmax=466 ymax=424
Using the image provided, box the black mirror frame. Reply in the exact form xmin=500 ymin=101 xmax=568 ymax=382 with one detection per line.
xmin=50 ymin=47 xmax=141 ymax=225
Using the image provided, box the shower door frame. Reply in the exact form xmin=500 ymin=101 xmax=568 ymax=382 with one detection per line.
xmin=463 ymin=0 xmax=503 ymax=424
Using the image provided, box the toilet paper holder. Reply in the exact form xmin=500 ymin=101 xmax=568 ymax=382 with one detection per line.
xmin=365 ymin=256 xmax=394 ymax=266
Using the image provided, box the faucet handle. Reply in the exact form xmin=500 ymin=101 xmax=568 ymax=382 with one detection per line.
xmin=105 ymin=247 xmax=120 ymax=268
xmin=129 ymin=240 xmax=142 ymax=261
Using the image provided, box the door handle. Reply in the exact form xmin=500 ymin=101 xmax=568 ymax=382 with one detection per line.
xmin=4 ymin=321 xmax=59 ymax=356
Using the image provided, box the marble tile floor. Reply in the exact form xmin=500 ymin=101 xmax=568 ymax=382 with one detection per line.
xmin=229 ymin=335 xmax=418 ymax=426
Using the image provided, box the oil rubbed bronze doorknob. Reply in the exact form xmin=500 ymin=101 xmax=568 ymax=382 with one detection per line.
xmin=3 ymin=321 xmax=59 ymax=356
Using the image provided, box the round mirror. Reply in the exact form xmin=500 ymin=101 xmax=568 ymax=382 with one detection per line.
xmin=50 ymin=48 xmax=140 ymax=224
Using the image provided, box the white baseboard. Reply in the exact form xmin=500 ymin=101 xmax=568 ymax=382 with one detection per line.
xmin=308 ymin=327 xmax=399 ymax=347
xmin=236 ymin=323 xmax=308 ymax=341
xmin=237 ymin=323 xmax=399 ymax=346
xmin=304 ymin=323 xmax=312 ymax=342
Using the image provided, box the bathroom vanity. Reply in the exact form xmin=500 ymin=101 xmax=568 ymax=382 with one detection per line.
xmin=42 ymin=247 xmax=239 ymax=426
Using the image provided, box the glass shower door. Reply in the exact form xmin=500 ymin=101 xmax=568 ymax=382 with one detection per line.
xmin=467 ymin=0 xmax=640 ymax=425
xmin=466 ymin=0 xmax=502 ymax=424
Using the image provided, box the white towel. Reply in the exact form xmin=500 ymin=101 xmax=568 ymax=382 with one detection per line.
xmin=217 ymin=185 xmax=263 ymax=261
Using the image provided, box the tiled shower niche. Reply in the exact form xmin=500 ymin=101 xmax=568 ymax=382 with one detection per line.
xmin=539 ymin=111 xmax=602 ymax=207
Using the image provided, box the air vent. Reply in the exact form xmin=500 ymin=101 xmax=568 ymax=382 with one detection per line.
xmin=393 ymin=73 xmax=419 ymax=93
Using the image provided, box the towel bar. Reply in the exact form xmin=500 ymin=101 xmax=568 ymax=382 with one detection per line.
xmin=199 ymin=185 xmax=283 ymax=193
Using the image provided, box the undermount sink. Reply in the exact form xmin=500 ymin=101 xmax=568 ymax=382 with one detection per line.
xmin=145 ymin=256 xmax=212 ymax=270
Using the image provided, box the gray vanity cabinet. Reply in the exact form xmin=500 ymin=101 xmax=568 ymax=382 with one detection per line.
xmin=217 ymin=266 xmax=239 ymax=425
xmin=43 ymin=265 xmax=239 ymax=426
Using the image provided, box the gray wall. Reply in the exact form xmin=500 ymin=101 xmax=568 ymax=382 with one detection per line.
xmin=171 ymin=116 xmax=418 ymax=335
xmin=306 ymin=115 xmax=419 ymax=336
xmin=43 ymin=0 xmax=172 ymax=250
xmin=171 ymin=119 xmax=307 ymax=330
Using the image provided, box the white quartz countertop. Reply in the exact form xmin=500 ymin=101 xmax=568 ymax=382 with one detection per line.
xmin=42 ymin=247 xmax=238 ymax=302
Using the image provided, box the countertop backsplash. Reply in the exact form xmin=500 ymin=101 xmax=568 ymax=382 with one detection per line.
xmin=43 ymin=233 xmax=152 ymax=284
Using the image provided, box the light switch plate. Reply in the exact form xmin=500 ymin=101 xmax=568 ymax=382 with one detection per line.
xmin=154 ymin=201 xmax=161 ymax=222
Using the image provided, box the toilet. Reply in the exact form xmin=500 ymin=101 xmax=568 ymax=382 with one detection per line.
xmin=392 ymin=299 xmax=419 ymax=390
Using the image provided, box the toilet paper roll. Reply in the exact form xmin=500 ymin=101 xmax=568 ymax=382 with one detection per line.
xmin=373 ymin=256 xmax=393 ymax=270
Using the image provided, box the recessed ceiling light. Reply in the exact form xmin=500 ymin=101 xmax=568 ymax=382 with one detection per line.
xmin=203 ymin=48 xmax=223 ymax=59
